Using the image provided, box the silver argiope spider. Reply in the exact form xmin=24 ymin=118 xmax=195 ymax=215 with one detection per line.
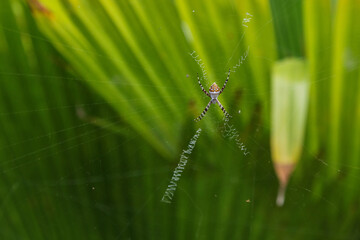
xmin=195 ymin=69 xmax=231 ymax=121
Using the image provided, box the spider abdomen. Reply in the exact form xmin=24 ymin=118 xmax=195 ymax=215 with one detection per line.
xmin=209 ymin=82 xmax=220 ymax=92
xmin=209 ymin=82 xmax=220 ymax=99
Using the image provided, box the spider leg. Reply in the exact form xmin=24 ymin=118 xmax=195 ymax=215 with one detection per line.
xmin=219 ymin=68 xmax=231 ymax=94
xmin=197 ymin=73 xmax=210 ymax=97
xmin=216 ymin=99 xmax=231 ymax=119
xmin=194 ymin=100 xmax=212 ymax=122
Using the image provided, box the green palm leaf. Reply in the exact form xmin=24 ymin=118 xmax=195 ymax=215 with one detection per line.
xmin=1 ymin=0 xmax=359 ymax=239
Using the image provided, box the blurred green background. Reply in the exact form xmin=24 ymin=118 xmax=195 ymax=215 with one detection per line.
xmin=0 ymin=0 xmax=359 ymax=239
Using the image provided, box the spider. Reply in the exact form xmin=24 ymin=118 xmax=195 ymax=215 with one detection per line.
xmin=194 ymin=69 xmax=231 ymax=121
